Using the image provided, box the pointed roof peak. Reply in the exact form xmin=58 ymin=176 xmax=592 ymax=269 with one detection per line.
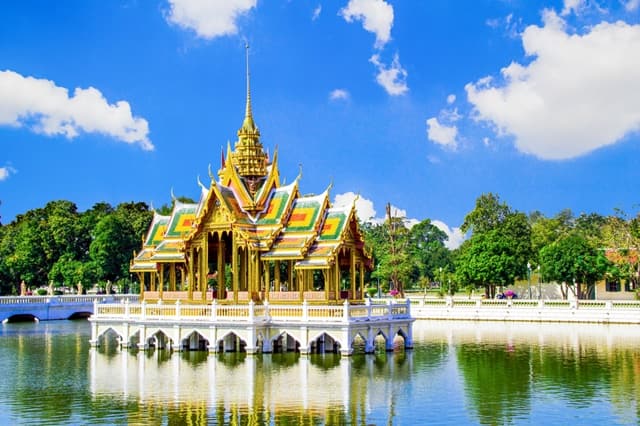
xmin=240 ymin=43 xmax=257 ymax=133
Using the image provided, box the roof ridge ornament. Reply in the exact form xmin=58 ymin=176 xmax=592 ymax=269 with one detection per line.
xmin=241 ymin=42 xmax=257 ymax=134
xmin=197 ymin=175 xmax=207 ymax=191
xmin=231 ymin=43 xmax=268 ymax=179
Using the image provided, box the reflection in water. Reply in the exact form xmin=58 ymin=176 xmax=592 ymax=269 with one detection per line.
xmin=2 ymin=320 xmax=640 ymax=424
xmin=89 ymin=343 xmax=414 ymax=425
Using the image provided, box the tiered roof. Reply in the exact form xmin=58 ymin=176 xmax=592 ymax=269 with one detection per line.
xmin=131 ymin=46 xmax=371 ymax=273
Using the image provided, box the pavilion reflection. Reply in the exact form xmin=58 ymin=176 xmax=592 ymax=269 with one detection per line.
xmin=89 ymin=347 xmax=413 ymax=424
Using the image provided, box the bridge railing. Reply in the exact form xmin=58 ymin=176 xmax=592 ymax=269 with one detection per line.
xmin=409 ymin=296 xmax=640 ymax=323
xmin=92 ymin=299 xmax=412 ymax=324
xmin=0 ymin=294 xmax=139 ymax=305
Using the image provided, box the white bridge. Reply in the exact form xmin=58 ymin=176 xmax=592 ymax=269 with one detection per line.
xmin=90 ymin=299 xmax=415 ymax=356
xmin=410 ymin=296 xmax=640 ymax=323
xmin=0 ymin=295 xmax=139 ymax=323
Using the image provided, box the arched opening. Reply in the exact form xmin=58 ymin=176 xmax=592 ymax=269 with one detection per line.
xmin=147 ymin=330 xmax=172 ymax=351
xmin=68 ymin=311 xmax=92 ymax=320
xmin=97 ymin=327 xmax=122 ymax=349
xmin=182 ymin=330 xmax=209 ymax=351
xmin=3 ymin=314 xmax=38 ymax=323
xmin=272 ymin=332 xmax=300 ymax=353
xmin=217 ymin=332 xmax=246 ymax=353
xmin=128 ymin=330 xmax=140 ymax=349
xmin=309 ymin=332 xmax=340 ymax=354
xmin=351 ymin=333 xmax=367 ymax=355
xmin=393 ymin=330 xmax=407 ymax=352
xmin=374 ymin=331 xmax=387 ymax=352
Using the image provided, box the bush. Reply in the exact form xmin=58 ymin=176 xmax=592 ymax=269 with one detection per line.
xmin=36 ymin=288 xmax=48 ymax=296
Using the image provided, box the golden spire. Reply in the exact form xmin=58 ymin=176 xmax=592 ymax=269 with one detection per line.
xmin=232 ymin=42 xmax=268 ymax=179
xmin=241 ymin=43 xmax=256 ymax=133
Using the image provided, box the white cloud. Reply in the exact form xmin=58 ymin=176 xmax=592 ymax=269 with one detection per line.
xmin=340 ymin=0 xmax=394 ymax=49
xmin=0 ymin=165 xmax=16 ymax=181
xmin=432 ymin=220 xmax=466 ymax=250
xmin=446 ymin=94 xmax=456 ymax=104
xmin=334 ymin=193 xmax=463 ymax=249
xmin=329 ymin=89 xmax=350 ymax=101
xmin=334 ymin=192 xmax=377 ymax=222
xmin=426 ymin=117 xmax=458 ymax=148
xmin=369 ymin=53 xmax=408 ymax=96
xmin=626 ymin=0 xmax=640 ymax=11
xmin=561 ymin=0 xmax=584 ymax=15
xmin=465 ymin=11 xmax=640 ymax=160
xmin=0 ymin=70 xmax=152 ymax=150
xmin=165 ymin=0 xmax=256 ymax=39
xmin=312 ymin=5 xmax=322 ymax=21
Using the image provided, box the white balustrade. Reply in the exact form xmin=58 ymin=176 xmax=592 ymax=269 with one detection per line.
xmin=91 ymin=298 xmax=412 ymax=325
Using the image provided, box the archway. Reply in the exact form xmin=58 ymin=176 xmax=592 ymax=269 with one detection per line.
xmin=97 ymin=327 xmax=122 ymax=349
xmin=309 ymin=332 xmax=340 ymax=354
xmin=3 ymin=314 xmax=38 ymax=323
xmin=217 ymin=332 xmax=247 ymax=353
xmin=182 ymin=330 xmax=209 ymax=351
xmin=272 ymin=332 xmax=300 ymax=353
xmin=373 ymin=331 xmax=387 ymax=352
xmin=147 ymin=330 xmax=172 ymax=350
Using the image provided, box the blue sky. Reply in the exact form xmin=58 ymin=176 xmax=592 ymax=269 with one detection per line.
xmin=1 ymin=0 xmax=639 ymax=248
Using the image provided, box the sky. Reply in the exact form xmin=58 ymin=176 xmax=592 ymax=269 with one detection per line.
xmin=1 ymin=0 xmax=640 ymax=249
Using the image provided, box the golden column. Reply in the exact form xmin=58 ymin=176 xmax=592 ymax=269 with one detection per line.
xmin=350 ymin=249 xmax=356 ymax=300
xmin=158 ymin=264 xmax=164 ymax=300
xmin=264 ymin=260 xmax=271 ymax=301
xmin=169 ymin=263 xmax=176 ymax=292
xmin=359 ymin=261 xmax=364 ymax=299
xmin=188 ymin=247 xmax=194 ymax=301
xmin=217 ymin=234 xmax=225 ymax=299
xmin=232 ymin=240 xmax=239 ymax=304
xmin=201 ymin=233 xmax=208 ymax=301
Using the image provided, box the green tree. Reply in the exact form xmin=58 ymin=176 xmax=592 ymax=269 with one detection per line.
xmin=539 ymin=232 xmax=609 ymax=299
xmin=90 ymin=215 xmax=134 ymax=282
xmin=407 ymin=219 xmax=451 ymax=286
xmin=529 ymin=209 xmax=574 ymax=264
xmin=48 ymin=254 xmax=98 ymax=289
xmin=456 ymin=193 xmax=532 ymax=298
xmin=89 ymin=203 xmax=152 ymax=283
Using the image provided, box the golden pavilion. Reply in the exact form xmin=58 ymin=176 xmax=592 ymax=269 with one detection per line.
xmin=130 ymin=53 xmax=373 ymax=305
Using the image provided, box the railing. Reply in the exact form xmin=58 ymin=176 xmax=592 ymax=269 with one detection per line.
xmin=0 ymin=294 xmax=138 ymax=305
xmin=92 ymin=298 xmax=412 ymax=324
xmin=409 ymin=296 xmax=640 ymax=323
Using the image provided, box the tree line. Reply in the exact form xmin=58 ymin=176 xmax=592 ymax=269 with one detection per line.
xmin=0 ymin=200 xmax=152 ymax=295
xmin=364 ymin=193 xmax=640 ymax=299
xmin=1 ymin=193 xmax=638 ymax=298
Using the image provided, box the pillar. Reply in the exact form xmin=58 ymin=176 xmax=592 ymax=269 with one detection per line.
xmin=334 ymin=262 xmax=340 ymax=301
xmin=158 ymin=264 xmax=164 ymax=300
xmin=137 ymin=273 xmax=144 ymax=298
xmin=359 ymin=261 xmax=364 ymax=300
xmin=265 ymin=261 xmax=271 ymax=301
xmin=202 ymin=233 xmax=209 ymax=301
xmin=350 ymin=249 xmax=356 ymax=300
xmin=298 ymin=269 xmax=304 ymax=302
xmin=288 ymin=260 xmax=294 ymax=292
xmin=169 ymin=263 xmax=176 ymax=292
xmin=232 ymin=241 xmax=239 ymax=304
xmin=217 ymin=234 xmax=225 ymax=299
xmin=275 ymin=261 xmax=281 ymax=291
xmin=188 ymin=247 xmax=194 ymax=301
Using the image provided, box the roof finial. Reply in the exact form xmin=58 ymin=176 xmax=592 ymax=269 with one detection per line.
xmin=240 ymin=42 xmax=256 ymax=132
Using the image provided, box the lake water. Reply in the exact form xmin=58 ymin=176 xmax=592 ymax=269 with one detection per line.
xmin=0 ymin=319 xmax=638 ymax=425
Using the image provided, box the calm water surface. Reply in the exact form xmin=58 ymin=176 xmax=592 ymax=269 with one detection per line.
xmin=0 ymin=320 xmax=639 ymax=425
